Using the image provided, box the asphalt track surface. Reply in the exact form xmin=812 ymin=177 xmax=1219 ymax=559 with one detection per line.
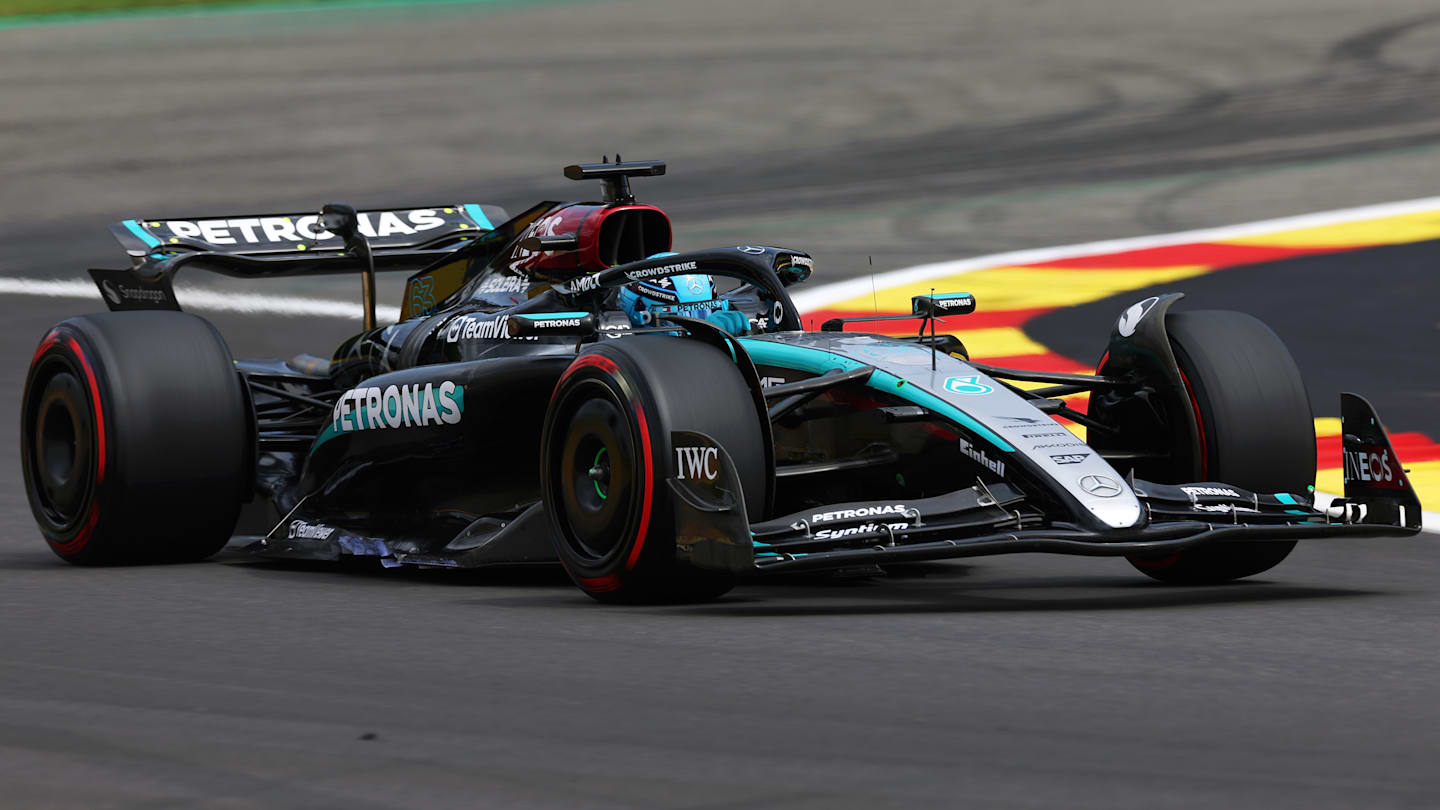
xmin=3 ymin=1 xmax=1440 ymax=807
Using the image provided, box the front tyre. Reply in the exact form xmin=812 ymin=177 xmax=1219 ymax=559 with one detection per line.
xmin=1126 ymin=310 xmax=1315 ymax=584
xmin=21 ymin=312 xmax=250 ymax=565
xmin=541 ymin=337 xmax=767 ymax=603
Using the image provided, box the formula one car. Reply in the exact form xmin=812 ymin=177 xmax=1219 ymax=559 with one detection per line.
xmin=21 ymin=159 xmax=1424 ymax=602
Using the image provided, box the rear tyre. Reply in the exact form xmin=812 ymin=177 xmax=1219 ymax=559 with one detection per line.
xmin=1125 ymin=310 xmax=1315 ymax=584
xmin=541 ymin=337 xmax=767 ymax=603
xmin=21 ymin=312 xmax=250 ymax=565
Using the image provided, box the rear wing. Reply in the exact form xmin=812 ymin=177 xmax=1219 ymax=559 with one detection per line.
xmin=109 ymin=203 xmax=509 ymax=277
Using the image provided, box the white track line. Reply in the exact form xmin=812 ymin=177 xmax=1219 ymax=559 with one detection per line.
xmin=789 ymin=193 xmax=1440 ymax=311
xmin=0 ymin=276 xmax=400 ymax=322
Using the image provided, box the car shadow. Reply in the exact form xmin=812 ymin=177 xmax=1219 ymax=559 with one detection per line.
xmin=450 ymin=560 xmax=1384 ymax=614
xmin=5 ymin=545 xmax=1388 ymax=616
xmin=224 ymin=555 xmax=576 ymax=588
xmin=669 ymin=575 xmax=1382 ymax=617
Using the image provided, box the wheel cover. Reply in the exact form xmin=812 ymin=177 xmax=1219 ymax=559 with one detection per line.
xmin=552 ymin=380 xmax=641 ymax=564
xmin=25 ymin=361 xmax=96 ymax=532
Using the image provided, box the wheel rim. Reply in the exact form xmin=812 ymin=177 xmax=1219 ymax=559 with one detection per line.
xmin=26 ymin=362 xmax=95 ymax=531
xmin=553 ymin=382 xmax=640 ymax=563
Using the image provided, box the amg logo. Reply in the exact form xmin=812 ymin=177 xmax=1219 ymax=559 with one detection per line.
xmin=570 ymin=274 xmax=603 ymax=293
xmin=675 ymin=446 xmax=719 ymax=481
xmin=959 ymin=437 xmax=1006 ymax=477
xmin=809 ymin=504 xmax=909 ymax=523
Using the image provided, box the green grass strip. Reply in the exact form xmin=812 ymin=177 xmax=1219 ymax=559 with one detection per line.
xmin=0 ymin=0 xmax=530 ymax=29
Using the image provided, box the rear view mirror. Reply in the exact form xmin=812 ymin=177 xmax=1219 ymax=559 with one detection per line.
xmin=318 ymin=202 xmax=375 ymax=329
xmin=320 ymin=203 xmax=361 ymax=243
xmin=912 ymin=293 xmax=976 ymax=318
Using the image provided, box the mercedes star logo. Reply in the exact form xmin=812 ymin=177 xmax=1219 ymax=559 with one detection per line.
xmin=1079 ymin=474 xmax=1122 ymax=497
xmin=736 ymin=245 xmax=766 ymax=255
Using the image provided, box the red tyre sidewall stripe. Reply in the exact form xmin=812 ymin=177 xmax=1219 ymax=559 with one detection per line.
xmin=560 ymin=353 xmax=619 ymax=384
xmin=1177 ymin=367 xmax=1207 ymax=480
xmin=557 ymin=351 xmax=656 ymax=583
xmin=576 ymin=573 xmax=621 ymax=593
xmin=32 ymin=333 xmax=60 ymax=366
xmin=67 ymin=337 xmax=106 ymax=486
xmin=48 ymin=336 xmax=106 ymax=555
xmin=624 ymin=399 xmax=653 ymax=572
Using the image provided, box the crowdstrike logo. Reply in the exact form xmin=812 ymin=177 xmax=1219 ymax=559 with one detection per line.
xmin=625 ymin=261 xmax=699 ymax=281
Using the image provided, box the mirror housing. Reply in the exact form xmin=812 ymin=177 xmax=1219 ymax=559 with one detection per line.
xmin=912 ymin=292 xmax=976 ymax=318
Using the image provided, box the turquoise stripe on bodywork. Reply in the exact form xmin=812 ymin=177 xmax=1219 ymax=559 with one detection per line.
xmin=1275 ymin=493 xmax=1300 ymax=505
xmin=518 ymin=311 xmax=590 ymax=320
xmin=739 ymin=339 xmax=866 ymax=375
xmin=122 ymin=220 xmax=162 ymax=249
xmin=738 ymin=339 xmax=1013 ymax=452
xmin=867 ymin=370 xmax=1014 ymax=451
xmin=462 ymin=204 xmax=494 ymax=230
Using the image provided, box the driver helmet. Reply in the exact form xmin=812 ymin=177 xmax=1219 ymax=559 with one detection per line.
xmin=616 ymin=253 xmax=747 ymax=335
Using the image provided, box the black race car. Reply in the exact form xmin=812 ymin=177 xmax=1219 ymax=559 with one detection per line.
xmin=21 ymin=160 xmax=1423 ymax=602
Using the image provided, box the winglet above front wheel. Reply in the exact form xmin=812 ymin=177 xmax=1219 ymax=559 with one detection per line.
xmin=1336 ymin=392 xmax=1423 ymax=530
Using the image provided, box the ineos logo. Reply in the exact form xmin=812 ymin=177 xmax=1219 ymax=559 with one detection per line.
xmin=675 ymin=446 xmax=719 ymax=481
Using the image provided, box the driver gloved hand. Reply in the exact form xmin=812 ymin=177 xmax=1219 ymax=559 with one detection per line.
xmin=704 ymin=309 xmax=750 ymax=336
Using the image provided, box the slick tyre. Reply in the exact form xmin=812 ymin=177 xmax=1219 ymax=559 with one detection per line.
xmin=541 ymin=337 xmax=767 ymax=604
xmin=21 ymin=312 xmax=250 ymax=565
xmin=1127 ymin=310 xmax=1315 ymax=584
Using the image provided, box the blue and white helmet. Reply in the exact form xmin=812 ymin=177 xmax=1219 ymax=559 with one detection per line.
xmin=616 ymin=254 xmax=751 ymax=335
xmin=617 ymin=272 xmax=720 ymax=327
